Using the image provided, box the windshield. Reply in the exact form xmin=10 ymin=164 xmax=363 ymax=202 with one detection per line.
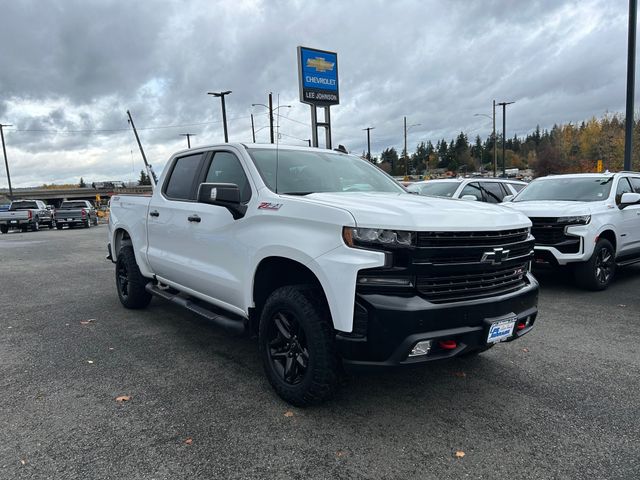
xmin=247 ymin=148 xmax=405 ymax=194
xmin=9 ymin=201 xmax=37 ymax=210
xmin=60 ymin=201 xmax=88 ymax=209
xmin=409 ymin=181 xmax=459 ymax=198
xmin=514 ymin=177 xmax=613 ymax=202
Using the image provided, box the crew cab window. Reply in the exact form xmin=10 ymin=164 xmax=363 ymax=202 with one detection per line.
xmin=630 ymin=177 xmax=640 ymax=193
xmin=459 ymin=182 xmax=482 ymax=201
xmin=9 ymin=201 xmax=37 ymax=210
xmin=204 ymin=152 xmax=251 ymax=203
xmin=616 ymin=178 xmax=634 ymax=204
xmin=480 ymin=182 xmax=505 ymax=203
xmin=164 ymin=153 xmax=204 ymax=200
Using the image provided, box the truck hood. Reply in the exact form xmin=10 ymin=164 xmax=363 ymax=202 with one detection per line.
xmin=504 ymin=200 xmax=596 ymax=218
xmin=302 ymin=192 xmax=532 ymax=231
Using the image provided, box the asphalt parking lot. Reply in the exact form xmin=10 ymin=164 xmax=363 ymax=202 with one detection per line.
xmin=1 ymin=226 xmax=639 ymax=480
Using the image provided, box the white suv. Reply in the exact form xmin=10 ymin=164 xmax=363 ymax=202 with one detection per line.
xmin=407 ymin=178 xmax=527 ymax=204
xmin=504 ymin=172 xmax=640 ymax=290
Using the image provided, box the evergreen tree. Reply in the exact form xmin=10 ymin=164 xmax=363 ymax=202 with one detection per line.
xmin=138 ymin=170 xmax=151 ymax=186
xmin=79 ymin=177 xmax=86 ymax=188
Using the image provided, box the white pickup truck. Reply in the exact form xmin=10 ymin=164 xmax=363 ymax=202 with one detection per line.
xmin=504 ymin=172 xmax=640 ymax=290
xmin=108 ymin=144 xmax=539 ymax=405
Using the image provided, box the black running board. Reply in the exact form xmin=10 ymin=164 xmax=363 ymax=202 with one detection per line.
xmin=617 ymin=257 xmax=640 ymax=267
xmin=145 ymin=283 xmax=247 ymax=335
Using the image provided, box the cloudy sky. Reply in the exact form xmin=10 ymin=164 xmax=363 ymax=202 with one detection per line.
xmin=0 ymin=0 xmax=634 ymax=187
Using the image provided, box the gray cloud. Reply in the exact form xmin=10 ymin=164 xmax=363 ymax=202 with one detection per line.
xmin=0 ymin=0 xmax=634 ymax=186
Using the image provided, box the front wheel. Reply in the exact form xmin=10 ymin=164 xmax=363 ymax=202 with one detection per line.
xmin=31 ymin=219 xmax=40 ymax=231
xmin=574 ymin=238 xmax=616 ymax=291
xmin=115 ymin=244 xmax=152 ymax=309
xmin=259 ymin=286 xmax=339 ymax=406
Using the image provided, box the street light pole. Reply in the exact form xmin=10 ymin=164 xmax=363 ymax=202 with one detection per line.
xmin=207 ymin=90 xmax=232 ymax=142
xmin=180 ymin=133 xmax=195 ymax=148
xmin=493 ymin=100 xmax=497 ymax=178
xmin=0 ymin=123 xmax=13 ymax=200
xmin=250 ymin=114 xmax=256 ymax=143
xmin=251 ymin=100 xmax=291 ymax=144
xmin=624 ymin=0 xmax=637 ymax=171
xmin=363 ymin=127 xmax=375 ymax=162
xmin=497 ymin=101 xmax=515 ymax=177
xmin=403 ymin=117 xmax=421 ymax=176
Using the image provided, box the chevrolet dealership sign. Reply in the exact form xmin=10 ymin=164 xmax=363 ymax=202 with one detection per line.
xmin=297 ymin=46 xmax=339 ymax=106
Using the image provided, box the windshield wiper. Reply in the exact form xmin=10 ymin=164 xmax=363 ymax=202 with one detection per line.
xmin=280 ymin=192 xmax=314 ymax=196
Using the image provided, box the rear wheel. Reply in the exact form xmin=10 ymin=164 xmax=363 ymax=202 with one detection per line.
xmin=48 ymin=221 xmax=54 ymax=229
xmin=0 ymin=225 xmax=7 ymax=234
xmin=84 ymin=218 xmax=91 ymax=228
xmin=115 ymin=244 xmax=152 ymax=309
xmin=259 ymin=286 xmax=339 ymax=406
xmin=574 ymin=238 xmax=616 ymax=291
xmin=31 ymin=218 xmax=40 ymax=231
xmin=56 ymin=223 xmax=63 ymax=230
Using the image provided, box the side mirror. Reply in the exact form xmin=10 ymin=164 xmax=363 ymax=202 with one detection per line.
xmin=619 ymin=192 xmax=640 ymax=209
xmin=502 ymin=195 xmax=514 ymax=203
xmin=197 ymin=183 xmax=247 ymax=219
xmin=461 ymin=195 xmax=478 ymax=201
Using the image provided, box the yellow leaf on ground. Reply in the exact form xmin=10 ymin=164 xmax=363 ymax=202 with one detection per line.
xmin=184 ymin=437 xmax=193 ymax=445
xmin=455 ymin=450 xmax=465 ymax=458
xmin=80 ymin=319 xmax=95 ymax=325
xmin=284 ymin=411 xmax=294 ymax=417
xmin=115 ymin=395 xmax=131 ymax=403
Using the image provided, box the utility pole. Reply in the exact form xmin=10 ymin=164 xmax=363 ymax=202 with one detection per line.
xmin=268 ymin=92 xmax=274 ymax=144
xmin=180 ymin=133 xmax=195 ymax=148
xmin=493 ymin=100 xmax=497 ymax=178
xmin=624 ymin=0 xmax=637 ymax=171
xmin=250 ymin=114 xmax=256 ymax=143
xmin=363 ymin=127 xmax=375 ymax=162
xmin=207 ymin=91 xmax=232 ymax=142
xmin=0 ymin=123 xmax=13 ymax=199
xmin=497 ymin=101 xmax=515 ymax=177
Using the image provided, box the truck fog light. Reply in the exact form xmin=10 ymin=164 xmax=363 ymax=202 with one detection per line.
xmin=357 ymin=276 xmax=412 ymax=286
xmin=409 ymin=340 xmax=431 ymax=357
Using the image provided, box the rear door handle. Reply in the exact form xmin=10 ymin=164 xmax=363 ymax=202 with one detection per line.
xmin=149 ymin=210 xmax=160 ymax=217
xmin=188 ymin=215 xmax=201 ymax=223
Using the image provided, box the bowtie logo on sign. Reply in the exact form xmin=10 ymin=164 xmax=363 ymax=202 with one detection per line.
xmin=307 ymin=57 xmax=335 ymax=73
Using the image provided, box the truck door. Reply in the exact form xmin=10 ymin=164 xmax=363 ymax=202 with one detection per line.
xmin=146 ymin=152 xmax=208 ymax=288
xmin=177 ymin=150 xmax=254 ymax=311
xmin=620 ymin=176 xmax=640 ymax=254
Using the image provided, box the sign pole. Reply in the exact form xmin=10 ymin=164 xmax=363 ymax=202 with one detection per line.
xmin=310 ymin=106 xmax=319 ymax=147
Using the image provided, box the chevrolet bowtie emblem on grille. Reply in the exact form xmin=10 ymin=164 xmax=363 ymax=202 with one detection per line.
xmin=481 ymin=247 xmax=510 ymax=265
xmin=306 ymin=57 xmax=335 ymax=72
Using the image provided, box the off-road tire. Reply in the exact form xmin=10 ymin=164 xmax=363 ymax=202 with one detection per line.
xmin=574 ymin=238 xmax=616 ymax=291
xmin=259 ymin=286 xmax=339 ymax=406
xmin=115 ymin=244 xmax=152 ymax=309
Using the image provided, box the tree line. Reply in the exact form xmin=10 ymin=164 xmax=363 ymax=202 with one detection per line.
xmin=370 ymin=113 xmax=638 ymax=177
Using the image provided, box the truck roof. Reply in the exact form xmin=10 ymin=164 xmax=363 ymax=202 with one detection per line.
xmin=170 ymin=142 xmax=349 ymax=157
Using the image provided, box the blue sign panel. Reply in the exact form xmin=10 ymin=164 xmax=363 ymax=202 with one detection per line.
xmin=298 ymin=46 xmax=339 ymax=105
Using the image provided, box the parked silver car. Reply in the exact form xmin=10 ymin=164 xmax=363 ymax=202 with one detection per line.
xmin=407 ymin=178 xmax=527 ymax=203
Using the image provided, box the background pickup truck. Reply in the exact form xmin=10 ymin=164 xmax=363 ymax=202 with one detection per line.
xmin=56 ymin=200 xmax=98 ymax=229
xmin=108 ymin=143 xmax=539 ymax=406
xmin=0 ymin=200 xmax=54 ymax=233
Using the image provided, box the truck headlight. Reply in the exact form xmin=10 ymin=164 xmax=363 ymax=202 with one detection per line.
xmin=557 ymin=215 xmax=590 ymax=225
xmin=342 ymin=227 xmax=415 ymax=248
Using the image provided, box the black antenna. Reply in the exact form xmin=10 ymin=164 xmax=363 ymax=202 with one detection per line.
xmin=126 ymin=110 xmax=157 ymax=187
xmin=275 ymin=93 xmax=280 ymax=193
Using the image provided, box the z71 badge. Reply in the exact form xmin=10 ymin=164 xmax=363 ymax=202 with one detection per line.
xmin=258 ymin=202 xmax=283 ymax=211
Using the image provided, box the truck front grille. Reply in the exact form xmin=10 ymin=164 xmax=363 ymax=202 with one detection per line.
xmin=529 ymin=218 xmax=580 ymax=254
xmin=416 ymin=262 xmax=528 ymax=303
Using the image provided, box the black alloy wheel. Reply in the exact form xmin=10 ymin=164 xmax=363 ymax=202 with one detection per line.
xmin=116 ymin=257 xmax=130 ymax=301
xmin=575 ymin=238 xmax=616 ymax=291
xmin=267 ymin=311 xmax=310 ymax=385
xmin=594 ymin=246 xmax=614 ymax=285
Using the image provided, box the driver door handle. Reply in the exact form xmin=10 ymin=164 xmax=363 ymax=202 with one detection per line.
xmin=188 ymin=215 xmax=201 ymax=223
xmin=149 ymin=210 xmax=160 ymax=217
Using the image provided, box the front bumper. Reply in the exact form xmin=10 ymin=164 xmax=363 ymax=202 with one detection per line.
xmin=336 ymin=273 xmax=538 ymax=370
